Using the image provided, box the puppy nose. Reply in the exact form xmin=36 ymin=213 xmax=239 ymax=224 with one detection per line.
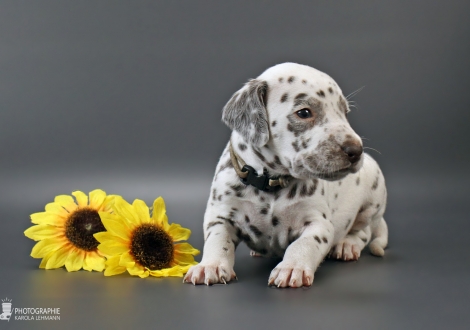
xmin=341 ymin=142 xmax=363 ymax=164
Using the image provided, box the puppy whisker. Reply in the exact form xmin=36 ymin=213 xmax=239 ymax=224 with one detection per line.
xmin=363 ymin=146 xmax=381 ymax=155
xmin=345 ymin=86 xmax=365 ymax=100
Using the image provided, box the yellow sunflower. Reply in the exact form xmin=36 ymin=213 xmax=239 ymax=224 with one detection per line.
xmin=95 ymin=196 xmax=199 ymax=278
xmin=25 ymin=189 xmax=115 ymax=272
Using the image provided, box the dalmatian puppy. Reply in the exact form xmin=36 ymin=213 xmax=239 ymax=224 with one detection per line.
xmin=184 ymin=62 xmax=388 ymax=288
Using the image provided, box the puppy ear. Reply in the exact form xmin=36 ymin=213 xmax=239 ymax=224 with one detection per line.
xmin=222 ymin=79 xmax=269 ymax=147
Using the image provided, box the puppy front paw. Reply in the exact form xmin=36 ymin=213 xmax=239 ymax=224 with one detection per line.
xmin=268 ymin=261 xmax=314 ymax=288
xmin=183 ymin=263 xmax=237 ymax=285
xmin=330 ymin=237 xmax=362 ymax=261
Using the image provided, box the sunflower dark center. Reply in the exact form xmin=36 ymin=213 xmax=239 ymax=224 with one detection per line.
xmin=65 ymin=207 xmax=105 ymax=251
xmin=130 ymin=223 xmax=174 ymax=270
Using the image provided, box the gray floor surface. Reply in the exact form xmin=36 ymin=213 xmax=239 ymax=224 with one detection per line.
xmin=1 ymin=169 xmax=468 ymax=330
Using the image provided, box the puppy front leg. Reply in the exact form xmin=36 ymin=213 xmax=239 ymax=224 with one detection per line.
xmin=268 ymin=221 xmax=334 ymax=288
xmin=184 ymin=219 xmax=238 ymax=285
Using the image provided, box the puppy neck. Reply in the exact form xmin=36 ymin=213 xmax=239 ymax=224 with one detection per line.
xmin=230 ymin=132 xmax=290 ymax=177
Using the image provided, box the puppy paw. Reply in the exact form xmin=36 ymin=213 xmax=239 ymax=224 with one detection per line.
xmin=330 ymin=238 xmax=361 ymax=261
xmin=268 ymin=261 xmax=314 ymax=288
xmin=183 ymin=263 xmax=237 ymax=285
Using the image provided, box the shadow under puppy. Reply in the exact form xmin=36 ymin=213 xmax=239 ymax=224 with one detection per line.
xmin=184 ymin=62 xmax=388 ymax=288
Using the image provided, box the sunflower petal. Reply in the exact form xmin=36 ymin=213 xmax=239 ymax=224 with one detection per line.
xmin=54 ymin=195 xmax=78 ymax=213
xmin=45 ymin=246 xmax=71 ymax=269
xmin=119 ymin=251 xmax=135 ymax=268
xmin=24 ymin=225 xmax=64 ymax=241
xmin=65 ymin=249 xmax=84 ymax=272
xmin=149 ymin=265 xmax=185 ymax=277
xmin=82 ymin=255 xmax=93 ymax=271
xmin=113 ymin=197 xmax=140 ymax=226
xmin=44 ymin=203 xmax=70 ymax=218
xmin=132 ymin=199 xmax=150 ymax=223
xmin=31 ymin=237 xmax=67 ymax=258
xmin=168 ymin=224 xmax=191 ymax=242
xmin=127 ymin=264 xmax=145 ymax=276
xmin=151 ymin=197 xmax=169 ymax=230
xmin=85 ymin=252 xmax=106 ymax=272
xmin=104 ymin=256 xmax=126 ymax=276
xmin=39 ymin=251 xmax=54 ymax=269
xmin=97 ymin=241 xmax=129 ymax=256
xmin=30 ymin=212 xmax=65 ymax=226
xmin=72 ymin=191 xmax=88 ymax=207
xmin=99 ymin=215 xmax=131 ymax=241
xmin=89 ymin=189 xmax=107 ymax=210
xmin=94 ymin=232 xmax=128 ymax=245
xmin=174 ymin=242 xmax=200 ymax=256
xmin=173 ymin=252 xmax=198 ymax=265
xmin=138 ymin=270 xmax=150 ymax=278
xmin=100 ymin=195 xmax=117 ymax=212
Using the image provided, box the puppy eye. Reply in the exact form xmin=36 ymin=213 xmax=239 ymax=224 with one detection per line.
xmin=296 ymin=108 xmax=312 ymax=119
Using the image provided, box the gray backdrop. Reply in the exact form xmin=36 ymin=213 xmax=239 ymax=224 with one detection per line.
xmin=1 ymin=1 xmax=469 ymax=329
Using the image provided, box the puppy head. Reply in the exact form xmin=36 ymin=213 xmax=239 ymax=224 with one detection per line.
xmin=222 ymin=62 xmax=363 ymax=181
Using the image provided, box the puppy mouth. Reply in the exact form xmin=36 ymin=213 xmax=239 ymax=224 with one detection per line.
xmin=315 ymin=167 xmax=352 ymax=181
xmin=292 ymin=153 xmax=363 ymax=181
xmin=291 ymin=165 xmax=351 ymax=181
xmin=295 ymin=159 xmax=363 ymax=181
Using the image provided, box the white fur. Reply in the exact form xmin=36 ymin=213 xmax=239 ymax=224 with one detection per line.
xmin=184 ymin=63 xmax=388 ymax=288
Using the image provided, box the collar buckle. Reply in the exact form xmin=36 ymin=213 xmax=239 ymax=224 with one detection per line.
xmin=240 ymin=165 xmax=280 ymax=192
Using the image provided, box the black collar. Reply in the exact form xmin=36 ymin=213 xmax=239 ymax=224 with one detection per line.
xmin=229 ymin=142 xmax=290 ymax=192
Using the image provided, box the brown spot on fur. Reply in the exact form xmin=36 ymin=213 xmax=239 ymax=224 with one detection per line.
xmin=288 ymin=76 xmax=295 ymax=83
xmin=272 ymin=216 xmax=279 ymax=226
xmin=328 ymin=87 xmax=333 ymax=94
xmin=217 ymin=216 xmax=235 ymax=227
xmin=292 ymin=140 xmax=300 ymax=152
xmin=338 ymin=96 xmax=348 ymax=114
xmin=238 ymin=143 xmax=247 ymax=151
xmin=294 ymin=93 xmax=308 ymax=102
xmin=372 ymin=177 xmax=379 ymax=190
xmin=302 ymin=139 xmax=309 ymax=149
xmin=280 ymin=93 xmax=288 ymax=103
xmin=316 ymin=90 xmax=325 ymax=97
xmin=287 ymin=183 xmax=298 ymax=199
xmin=206 ymin=221 xmax=224 ymax=229
xmin=212 ymin=188 xmax=217 ymax=201
xmin=299 ymin=184 xmax=308 ymax=197
xmin=250 ymin=225 xmax=263 ymax=237
xmin=308 ymin=179 xmax=318 ymax=196
xmin=252 ymin=148 xmax=266 ymax=162
xmin=314 ymin=236 xmax=321 ymax=244
xmin=266 ymin=161 xmax=276 ymax=169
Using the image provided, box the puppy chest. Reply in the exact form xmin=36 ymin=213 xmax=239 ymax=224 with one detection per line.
xmin=232 ymin=199 xmax=308 ymax=257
